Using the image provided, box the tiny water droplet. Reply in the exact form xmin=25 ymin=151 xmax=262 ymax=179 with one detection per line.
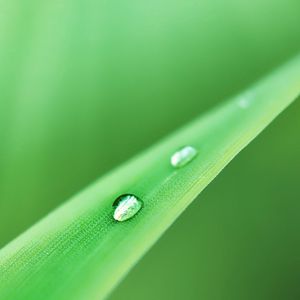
xmin=238 ymin=98 xmax=250 ymax=109
xmin=113 ymin=194 xmax=143 ymax=222
xmin=237 ymin=92 xmax=254 ymax=109
xmin=170 ymin=146 xmax=198 ymax=168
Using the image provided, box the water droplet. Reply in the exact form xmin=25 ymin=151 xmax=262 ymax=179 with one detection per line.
xmin=113 ymin=194 xmax=143 ymax=222
xmin=237 ymin=92 xmax=254 ymax=109
xmin=170 ymin=146 xmax=198 ymax=168
xmin=238 ymin=98 xmax=250 ymax=109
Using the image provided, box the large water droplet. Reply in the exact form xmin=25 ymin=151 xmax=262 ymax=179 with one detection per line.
xmin=113 ymin=194 xmax=143 ymax=222
xmin=170 ymin=146 xmax=198 ymax=168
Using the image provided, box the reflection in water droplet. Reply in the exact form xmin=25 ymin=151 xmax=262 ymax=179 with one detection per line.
xmin=170 ymin=146 xmax=198 ymax=168
xmin=113 ymin=194 xmax=143 ymax=222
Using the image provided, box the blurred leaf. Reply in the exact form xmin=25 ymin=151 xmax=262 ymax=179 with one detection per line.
xmin=1 ymin=0 xmax=300 ymax=247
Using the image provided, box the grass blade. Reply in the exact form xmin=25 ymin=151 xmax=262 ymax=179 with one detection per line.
xmin=0 ymin=55 xmax=300 ymax=300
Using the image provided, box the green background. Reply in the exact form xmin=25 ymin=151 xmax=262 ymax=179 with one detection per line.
xmin=0 ymin=0 xmax=299 ymax=299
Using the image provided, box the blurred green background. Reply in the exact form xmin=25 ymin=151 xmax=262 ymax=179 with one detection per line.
xmin=0 ymin=0 xmax=299 ymax=299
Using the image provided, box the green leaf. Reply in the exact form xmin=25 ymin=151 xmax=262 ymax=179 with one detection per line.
xmin=0 ymin=55 xmax=300 ymax=300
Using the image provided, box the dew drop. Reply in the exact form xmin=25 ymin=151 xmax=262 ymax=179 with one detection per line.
xmin=113 ymin=194 xmax=143 ymax=222
xmin=238 ymin=98 xmax=250 ymax=109
xmin=170 ymin=146 xmax=198 ymax=168
xmin=237 ymin=92 xmax=254 ymax=109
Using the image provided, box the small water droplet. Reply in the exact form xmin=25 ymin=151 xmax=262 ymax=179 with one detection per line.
xmin=238 ymin=98 xmax=250 ymax=109
xmin=113 ymin=194 xmax=143 ymax=222
xmin=170 ymin=146 xmax=198 ymax=168
xmin=237 ymin=92 xmax=254 ymax=109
